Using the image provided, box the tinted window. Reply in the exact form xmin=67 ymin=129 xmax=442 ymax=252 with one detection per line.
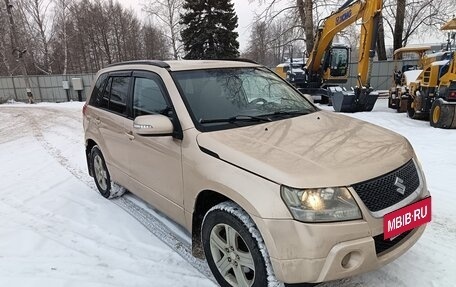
xmin=89 ymin=73 xmax=108 ymax=107
xmin=109 ymin=77 xmax=130 ymax=114
xmin=173 ymin=68 xmax=316 ymax=131
xmin=133 ymin=77 xmax=168 ymax=118
xmin=330 ymin=48 xmax=348 ymax=77
xmin=100 ymin=77 xmax=112 ymax=110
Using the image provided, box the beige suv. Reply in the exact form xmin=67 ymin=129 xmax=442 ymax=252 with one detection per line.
xmin=83 ymin=60 xmax=431 ymax=286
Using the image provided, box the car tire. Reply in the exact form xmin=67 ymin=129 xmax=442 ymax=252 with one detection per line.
xmin=90 ymin=146 xmax=125 ymax=198
xmin=406 ymin=95 xmax=416 ymax=119
xmin=202 ymin=202 xmax=271 ymax=287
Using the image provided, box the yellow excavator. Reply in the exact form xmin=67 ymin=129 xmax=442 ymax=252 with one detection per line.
xmin=299 ymin=0 xmax=383 ymax=112
xmin=406 ymin=18 xmax=456 ymax=128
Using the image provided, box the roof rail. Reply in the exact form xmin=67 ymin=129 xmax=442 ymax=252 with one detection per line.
xmin=107 ymin=60 xmax=170 ymax=69
xmin=215 ymin=58 xmax=258 ymax=64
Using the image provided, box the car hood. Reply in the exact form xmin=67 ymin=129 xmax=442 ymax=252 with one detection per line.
xmin=196 ymin=110 xmax=414 ymax=188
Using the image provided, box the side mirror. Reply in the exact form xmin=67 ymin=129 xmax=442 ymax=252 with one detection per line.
xmin=133 ymin=114 xmax=173 ymax=136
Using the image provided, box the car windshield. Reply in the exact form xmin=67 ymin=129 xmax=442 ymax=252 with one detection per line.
xmin=172 ymin=67 xmax=317 ymax=131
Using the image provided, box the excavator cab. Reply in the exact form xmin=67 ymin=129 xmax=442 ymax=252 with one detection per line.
xmin=324 ymin=45 xmax=350 ymax=80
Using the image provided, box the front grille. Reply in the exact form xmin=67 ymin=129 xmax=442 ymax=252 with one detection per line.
xmin=352 ymin=160 xmax=420 ymax=212
xmin=373 ymin=230 xmax=412 ymax=255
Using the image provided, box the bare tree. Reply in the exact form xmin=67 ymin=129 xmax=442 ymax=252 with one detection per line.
xmin=0 ymin=1 xmax=12 ymax=75
xmin=54 ymin=0 xmax=69 ymax=74
xmin=142 ymin=23 xmax=170 ymax=59
xmin=297 ymin=0 xmax=314 ymax=55
xmin=4 ymin=0 xmax=33 ymax=101
xmin=244 ymin=21 xmax=270 ymax=64
xmin=383 ymin=0 xmax=452 ymax=50
xmin=18 ymin=0 xmax=53 ymax=73
xmin=143 ymin=0 xmax=182 ymax=59
xmin=376 ymin=14 xmax=387 ymax=60
xmin=0 ymin=0 xmax=173 ymax=76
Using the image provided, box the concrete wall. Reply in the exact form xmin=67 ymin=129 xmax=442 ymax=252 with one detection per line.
xmin=345 ymin=59 xmax=418 ymax=91
xmin=0 ymin=74 xmax=96 ymax=103
xmin=0 ymin=59 xmax=419 ymax=103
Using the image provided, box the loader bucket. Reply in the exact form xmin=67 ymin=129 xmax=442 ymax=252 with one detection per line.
xmin=332 ymin=88 xmax=379 ymax=112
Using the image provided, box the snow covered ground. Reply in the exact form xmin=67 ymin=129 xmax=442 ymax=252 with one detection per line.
xmin=0 ymin=99 xmax=455 ymax=286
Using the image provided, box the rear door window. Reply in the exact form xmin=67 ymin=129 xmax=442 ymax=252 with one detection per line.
xmin=100 ymin=77 xmax=112 ymax=110
xmin=89 ymin=73 xmax=108 ymax=108
xmin=109 ymin=76 xmax=130 ymax=115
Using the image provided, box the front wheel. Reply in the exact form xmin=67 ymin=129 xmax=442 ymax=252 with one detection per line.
xmin=202 ymin=202 xmax=270 ymax=287
xmin=90 ymin=146 xmax=126 ymax=198
xmin=430 ymin=99 xmax=456 ymax=128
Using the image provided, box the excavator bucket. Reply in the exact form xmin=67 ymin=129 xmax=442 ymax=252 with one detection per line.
xmin=332 ymin=87 xmax=379 ymax=112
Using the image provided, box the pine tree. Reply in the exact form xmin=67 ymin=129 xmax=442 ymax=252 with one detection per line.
xmin=180 ymin=0 xmax=239 ymax=59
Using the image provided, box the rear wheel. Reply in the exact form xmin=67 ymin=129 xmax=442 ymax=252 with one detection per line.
xmin=202 ymin=202 xmax=270 ymax=287
xmin=407 ymin=95 xmax=427 ymax=120
xmin=406 ymin=95 xmax=416 ymax=118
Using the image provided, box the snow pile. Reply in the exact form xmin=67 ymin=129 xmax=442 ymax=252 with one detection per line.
xmin=0 ymin=100 xmax=455 ymax=286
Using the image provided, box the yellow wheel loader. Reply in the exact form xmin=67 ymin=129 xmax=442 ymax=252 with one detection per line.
xmin=388 ymin=46 xmax=430 ymax=112
xmin=406 ymin=18 xmax=456 ymax=128
xmin=429 ymin=52 xmax=456 ymax=128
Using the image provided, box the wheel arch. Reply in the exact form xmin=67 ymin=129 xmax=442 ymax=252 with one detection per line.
xmin=191 ymin=189 xmax=231 ymax=259
xmin=191 ymin=189 xmax=266 ymax=260
xmin=85 ymin=138 xmax=98 ymax=177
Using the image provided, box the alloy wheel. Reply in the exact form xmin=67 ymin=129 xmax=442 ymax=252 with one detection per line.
xmin=93 ymin=154 xmax=108 ymax=191
xmin=210 ymin=223 xmax=255 ymax=287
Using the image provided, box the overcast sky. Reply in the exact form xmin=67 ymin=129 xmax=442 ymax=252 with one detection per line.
xmin=117 ymin=0 xmax=446 ymax=54
xmin=117 ymin=0 xmax=270 ymax=52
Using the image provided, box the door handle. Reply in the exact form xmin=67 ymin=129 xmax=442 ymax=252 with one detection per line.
xmin=94 ymin=117 xmax=101 ymax=125
xmin=125 ymin=131 xmax=135 ymax=141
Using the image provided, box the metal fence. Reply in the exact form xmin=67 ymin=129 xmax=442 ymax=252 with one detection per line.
xmin=0 ymin=74 xmax=96 ymax=103
xmin=0 ymin=59 xmax=418 ymax=103
xmin=345 ymin=59 xmax=418 ymax=91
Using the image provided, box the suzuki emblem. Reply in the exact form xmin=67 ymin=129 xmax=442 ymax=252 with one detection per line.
xmin=394 ymin=177 xmax=406 ymax=195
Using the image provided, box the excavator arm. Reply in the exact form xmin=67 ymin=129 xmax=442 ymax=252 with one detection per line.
xmin=306 ymin=0 xmax=382 ymax=89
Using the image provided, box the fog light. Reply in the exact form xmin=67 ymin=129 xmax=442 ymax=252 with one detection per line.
xmin=341 ymin=251 xmax=362 ymax=269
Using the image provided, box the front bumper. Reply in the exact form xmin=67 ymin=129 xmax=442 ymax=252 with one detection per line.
xmin=252 ymin=215 xmax=427 ymax=284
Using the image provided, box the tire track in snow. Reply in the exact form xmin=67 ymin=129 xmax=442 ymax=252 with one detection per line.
xmin=18 ymin=108 xmax=215 ymax=283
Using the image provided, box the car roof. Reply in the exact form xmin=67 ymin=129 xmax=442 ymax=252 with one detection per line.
xmin=104 ymin=59 xmax=260 ymax=73
xmin=165 ymin=60 xmax=260 ymax=71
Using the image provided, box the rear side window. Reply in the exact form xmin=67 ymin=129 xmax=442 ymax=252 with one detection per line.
xmin=133 ymin=77 xmax=168 ymax=118
xmin=109 ymin=77 xmax=130 ymax=115
xmin=100 ymin=77 xmax=112 ymax=110
xmin=89 ymin=73 xmax=108 ymax=107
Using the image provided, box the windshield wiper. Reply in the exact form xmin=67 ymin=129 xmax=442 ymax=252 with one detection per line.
xmin=259 ymin=110 xmax=309 ymax=118
xmin=199 ymin=115 xmax=272 ymax=124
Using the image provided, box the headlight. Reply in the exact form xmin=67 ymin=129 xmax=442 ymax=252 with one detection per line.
xmin=281 ymin=186 xmax=362 ymax=222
